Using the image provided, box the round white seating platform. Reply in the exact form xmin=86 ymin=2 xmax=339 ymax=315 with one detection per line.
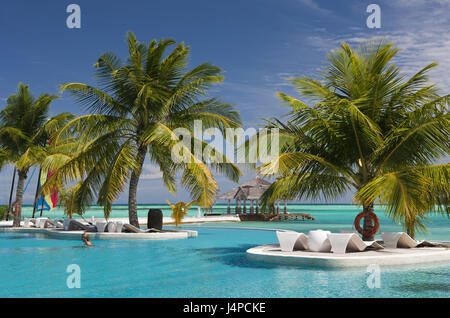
xmin=247 ymin=244 xmax=450 ymax=267
xmin=0 ymin=227 xmax=197 ymax=240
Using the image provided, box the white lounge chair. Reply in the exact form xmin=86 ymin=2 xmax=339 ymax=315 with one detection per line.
xmin=95 ymin=221 xmax=107 ymax=233
xmin=63 ymin=218 xmax=72 ymax=230
xmin=276 ymin=231 xmax=309 ymax=252
xmin=23 ymin=218 xmax=33 ymax=228
xmin=36 ymin=217 xmax=49 ymax=229
xmin=114 ymin=222 xmax=123 ymax=233
xmin=381 ymin=232 xmax=435 ymax=248
xmin=105 ymin=222 xmax=116 ymax=232
xmin=43 ymin=219 xmax=63 ymax=229
xmin=67 ymin=220 xmax=96 ymax=232
xmin=307 ymin=230 xmax=332 ymax=252
xmin=327 ymin=233 xmax=384 ymax=254
xmin=123 ymin=223 xmax=146 ymax=233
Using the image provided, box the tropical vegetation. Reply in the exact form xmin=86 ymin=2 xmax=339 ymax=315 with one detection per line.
xmin=166 ymin=200 xmax=196 ymax=227
xmin=251 ymin=41 xmax=449 ymax=239
xmin=0 ymin=83 xmax=73 ymax=227
xmin=43 ymin=32 xmax=242 ymax=227
xmin=57 ymin=183 xmax=83 ymax=219
xmin=0 ymin=206 xmax=9 ymax=220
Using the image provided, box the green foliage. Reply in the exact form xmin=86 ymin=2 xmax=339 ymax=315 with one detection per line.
xmin=166 ymin=200 xmax=196 ymax=227
xmin=249 ymin=41 xmax=449 ymax=237
xmin=0 ymin=206 xmax=9 ymax=221
xmin=0 ymin=83 xmax=74 ymax=173
xmin=0 ymin=83 xmax=74 ymax=226
xmin=57 ymin=183 xmax=84 ymax=219
xmin=47 ymin=32 xmax=242 ymax=221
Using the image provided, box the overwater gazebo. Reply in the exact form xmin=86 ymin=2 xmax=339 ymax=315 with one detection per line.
xmin=218 ymin=177 xmax=287 ymax=214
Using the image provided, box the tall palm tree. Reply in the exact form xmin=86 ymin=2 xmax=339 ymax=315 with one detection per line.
xmin=47 ymin=32 xmax=242 ymax=227
xmin=251 ymin=41 xmax=449 ymax=239
xmin=0 ymin=83 xmax=73 ymax=227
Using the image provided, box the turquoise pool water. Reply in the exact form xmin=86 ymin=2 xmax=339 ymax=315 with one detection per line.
xmin=0 ymin=227 xmax=449 ymax=298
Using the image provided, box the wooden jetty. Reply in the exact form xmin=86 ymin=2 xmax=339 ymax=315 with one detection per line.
xmin=239 ymin=213 xmax=315 ymax=222
xmin=267 ymin=213 xmax=315 ymax=222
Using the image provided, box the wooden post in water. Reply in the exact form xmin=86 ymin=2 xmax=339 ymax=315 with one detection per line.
xmin=284 ymin=201 xmax=287 ymax=214
xmin=227 ymin=200 xmax=231 ymax=214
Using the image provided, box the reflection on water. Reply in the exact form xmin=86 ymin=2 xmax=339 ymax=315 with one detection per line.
xmin=392 ymin=283 xmax=450 ymax=292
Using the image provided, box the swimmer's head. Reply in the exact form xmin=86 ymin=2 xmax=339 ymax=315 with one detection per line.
xmin=82 ymin=233 xmax=90 ymax=241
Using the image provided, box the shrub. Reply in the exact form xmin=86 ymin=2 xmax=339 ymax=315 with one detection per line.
xmin=0 ymin=206 xmax=9 ymax=221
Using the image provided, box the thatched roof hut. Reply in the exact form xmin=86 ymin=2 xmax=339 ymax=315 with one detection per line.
xmin=218 ymin=177 xmax=284 ymax=214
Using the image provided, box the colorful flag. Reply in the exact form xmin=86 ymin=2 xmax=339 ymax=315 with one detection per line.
xmin=35 ymin=169 xmax=58 ymax=213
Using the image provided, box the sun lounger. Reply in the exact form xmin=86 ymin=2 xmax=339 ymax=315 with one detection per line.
xmin=327 ymin=233 xmax=384 ymax=254
xmin=43 ymin=219 xmax=54 ymax=228
xmin=123 ymin=223 xmax=161 ymax=233
xmin=67 ymin=220 xmax=97 ymax=232
xmin=63 ymin=218 xmax=72 ymax=230
xmin=307 ymin=230 xmax=332 ymax=252
xmin=105 ymin=222 xmax=116 ymax=232
xmin=36 ymin=217 xmax=49 ymax=228
xmin=43 ymin=219 xmax=63 ymax=229
xmin=68 ymin=220 xmax=89 ymax=231
xmin=23 ymin=218 xmax=34 ymax=228
xmin=276 ymin=231 xmax=308 ymax=252
xmin=381 ymin=232 xmax=436 ymax=248
xmin=95 ymin=221 xmax=107 ymax=233
xmin=114 ymin=222 xmax=123 ymax=233
xmin=123 ymin=223 xmax=146 ymax=233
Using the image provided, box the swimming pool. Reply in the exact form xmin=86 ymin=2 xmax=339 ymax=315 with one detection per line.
xmin=0 ymin=227 xmax=449 ymax=298
xmin=17 ymin=204 xmax=450 ymax=242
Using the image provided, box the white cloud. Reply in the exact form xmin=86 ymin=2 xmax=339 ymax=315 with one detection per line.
xmin=297 ymin=0 xmax=333 ymax=15
xmin=288 ymin=0 xmax=450 ymax=93
xmin=346 ymin=31 xmax=450 ymax=92
xmin=140 ymin=164 xmax=163 ymax=180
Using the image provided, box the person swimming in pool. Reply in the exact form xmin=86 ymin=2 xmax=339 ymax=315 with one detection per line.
xmin=82 ymin=233 xmax=93 ymax=247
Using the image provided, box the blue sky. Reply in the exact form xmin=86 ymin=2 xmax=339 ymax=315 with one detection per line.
xmin=1 ymin=0 xmax=449 ymax=204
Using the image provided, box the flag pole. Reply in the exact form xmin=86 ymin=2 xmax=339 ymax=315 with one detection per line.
xmin=32 ymin=168 xmax=42 ymax=219
xmin=39 ymin=183 xmax=45 ymax=217
xmin=6 ymin=167 xmax=17 ymax=221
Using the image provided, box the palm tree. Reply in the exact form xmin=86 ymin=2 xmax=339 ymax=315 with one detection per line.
xmin=0 ymin=83 xmax=74 ymax=227
xmin=58 ymin=183 xmax=83 ymax=219
xmin=166 ymin=200 xmax=196 ymax=227
xmin=48 ymin=32 xmax=242 ymax=227
xmin=251 ymin=41 xmax=449 ymax=239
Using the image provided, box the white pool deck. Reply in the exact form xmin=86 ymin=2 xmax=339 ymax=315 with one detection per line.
xmin=0 ymin=215 xmax=241 ymax=241
xmin=0 ymin=226 xmax=198 ymax=240
xmin=247 ymin=244 xmax=450 ymax=267
xmin=0 ymin=214 xmax=240 ymax=227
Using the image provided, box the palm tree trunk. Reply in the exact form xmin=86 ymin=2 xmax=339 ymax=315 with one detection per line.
xmin=12 ymin=169 xmax=28 ymax=227
xmin=128 ymin=146 xmax=147 ymax=228
xmin=362 ymin=202 xmax=376 ymax=241
xmin=406 ymin=220 xmax=415 ymax=239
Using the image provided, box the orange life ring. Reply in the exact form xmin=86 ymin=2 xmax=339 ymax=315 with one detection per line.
xmin=10 ymin=201 xmax=19 ymax=215
xmin=354 ymin=211 xmax=380 ymax=237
